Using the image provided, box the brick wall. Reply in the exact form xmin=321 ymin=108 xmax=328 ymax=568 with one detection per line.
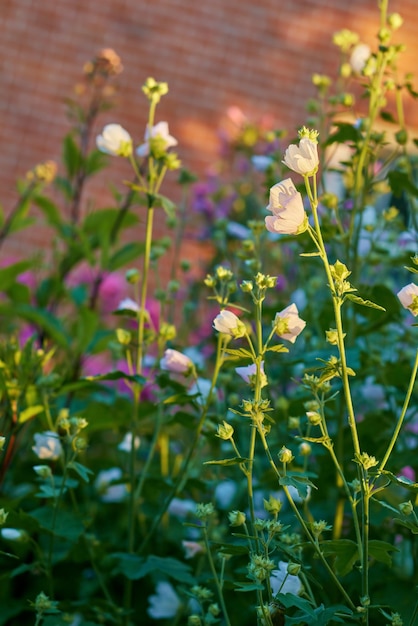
xmin=0 ymin=0 xmax=417 ymax=255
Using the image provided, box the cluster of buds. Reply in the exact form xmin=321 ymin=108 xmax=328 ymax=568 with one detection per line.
xmin=355 ymin=451 xmax=379 ymax=471
xmin=205 ymin=266 xmax=237 ymax=306
xmin=330 ymin=260 xmax=356 ymax=297
xmin=248 ymin=554 xmax=276 ymax=581
xmin=195 ymin=502 xmax=215 ymax=522
xmin=83 ymin=48 xmax=123 ymax=78
xmin=26 ymin=160 xmax=57 ymax=185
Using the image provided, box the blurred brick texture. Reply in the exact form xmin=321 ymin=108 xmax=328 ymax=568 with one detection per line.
xmin=0 ymin=0 xmax=417 ymax=255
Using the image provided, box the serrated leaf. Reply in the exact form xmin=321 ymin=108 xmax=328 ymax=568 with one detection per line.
xmin=381 ymin=470 xmax=418 ymax=491
xmin=368 ymin=539 xmax=397 ymax=567
xmin=321 ymin=539 xmax=359 ymax=576
xmin=204 ymin=457 xmax=249 ymax=467
xmin=280 ymin=473 xmax=317 ymax=500
xmin=345 ymin=294 xmax=386 ymax=311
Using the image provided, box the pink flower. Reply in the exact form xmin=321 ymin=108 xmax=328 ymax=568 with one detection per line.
xmin=397 ymin=283 xmax=418 ymax=316
xmin=265 ymin=178 xmax=307 ymax=235
xmin=274 ymin=303 xmax=306 ymax=343
xmin=160 ymin=349 xmax=193 ymax=375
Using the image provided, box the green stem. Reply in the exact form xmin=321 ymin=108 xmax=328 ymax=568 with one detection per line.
xmin=202 ymin=526 xmax=232 ymax=626
xmin=377 ymin=348 xmax=418 ymax=475
xmin=136 ymin=202 xmax=154 ymax=375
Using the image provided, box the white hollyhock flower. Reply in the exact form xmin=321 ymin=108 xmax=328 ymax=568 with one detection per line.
xmin=283 ymin=138 xmax=319 ymax=176
xmin=397 ymin=283 xmax=418 ymax=316
xmin=213 ymin=310 xmax=245 ymax=338
xmin=350 ymin=43 xmax=371 ymax=74
xmin=95 ymin=468 xmax=127 ymax=503
xmin=1 ymin=528 xmax=27 ymax=542
xmin=160 ymin=349 xmax=193 ymax=375
xmin=274 ymin=303 xmax=306 ymax=343
xmin=265 ymin=178 xmax=307 ymax=235
xmin=235 ymin=362 xmax=268 ymax=388
xmin=118 ymin=433 xmax=140 ymax=453
xmin=32 ymin=431 xmax=62 ymax=460
xmin=96 ymin=124 xmax=133 ymax=157
xmin=147 ymin=581 xmax=181 ymax=619
xmin=270 ymin=561 xmax=302 ymax=596
xmin=136 ymin=121 xmax=178 ymax=157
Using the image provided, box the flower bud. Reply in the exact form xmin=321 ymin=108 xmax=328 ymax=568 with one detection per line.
xmin=116 ymin=328 xmax=131 ymax=345
xmin=0 ymin=437 xmax=5 ymax=452
xmin=388 ymin=13 xmax=403 ymax=30
xmin=287 ymin=562 xmax=301 ymax=576
xmin=33 ymin=465 xmax=52 ymax=479
xmin=188 ymin=616 xmax=202 ymax=626
xmin=399 ymin=501 xmax=414 ymax=516
xmin=125 ymin=268 xmax=140 ymax=284
xmin=278 ymin=446 xmax=294 ymax=464
xmin=299 ymin=442 xmax=312 ymax=457
xmin=263 ymin=495 xmax=282 ymax=515
xmin=306 ymin=411 xmax=321 ymax=426
xmin=228 ymin=510 xmax=246 ymax=527
xmin=216 ymin=421 xmax=234 ymax=440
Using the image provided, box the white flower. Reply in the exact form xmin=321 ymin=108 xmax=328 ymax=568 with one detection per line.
xmin=118 ymin=433 xmax=140 ymax=453
xmin=270 ymin=561 xmax=302 ymax=596
xmin=147 ymin=581 xmax=181 ymax=619
xmin=160 ymin=349 xmax=193 ymax=375
xmin=283 ymin=138 xmax=319 ymax=176
xmin=213 ymin=310 xmax=245 ymax=338
xmin=397 ymin=283 xmax=418 ymax=316
xmin=32 ymin=431 xmax=62 ymax=460
xmin=274 ymin=303 xmax=306 ymax=343
xmin=1 ymin=528 xmax=27 ymax=542
xmin=265 ymin=178 xmax=307 ymax=235
xmin=136 ymin=121 xmax=178 ymax=158
xmin=235 ymin=362 xmax=268 ymax=388
xmin=96 ymin=124 xmax=133 ymax=157
xmin=95 ymin=468 xmax=127 ymax=503
xmin=117 ymin=297 xmax=140 ymax=313
xmin=188 ymin=378 xmax=213 ymax=406
xmin=168 ymin=498 xmax=196 ymax=518
xmin=350 ymin=43 xmax=371 ymax=74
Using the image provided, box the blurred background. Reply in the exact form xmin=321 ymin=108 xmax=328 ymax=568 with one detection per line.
xmin=1 ymin=0 xmax=417 ymax=254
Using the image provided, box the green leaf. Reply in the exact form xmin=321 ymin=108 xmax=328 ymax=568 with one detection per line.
xmin=67 ymin=461 xmax=94 ymax=483
xmin=324 ymin=122 xmax=361 ymax=147
xmin=388 ymin=170 xmax=418 ymax=198
xmin=381 ymin=470 xmax=418 ymax=491
xmin=224 ymin=348 xmax=254 ymax=359
xmin=234 ymin=581 xmax=265 ymax=592
xmin=345 ymin=294 xmax=386 ymax=311
xmin=267 ymin=344 xmax=289 ymax=353
xmin=320 ymin=539 xmax=359 ymax=576
xmin=279 ymin=473 xmax=317 ymax=500
xmin=18 ymin=405 xmax=44 ymax=424
xmin=82 ymin=370 xmax=146 ymax=385
xmin=380 ymin=110 xmax=397 ymax=123
xmin=14 ymin=304 xmax=70 ymax=347
xmin=112 ymin=553 xmax=195 ymax=584
xmin=108 ymin=242 xmax=145 ymax=271
xmin=368 ymin=539 xmax=398 ymax=567
xmin=204 ymin=457 xmax=249 ymax=467
xmin=63 ymin=134 xmax=82 ymax=178
xmin=155 ymin=194 xmax=177 ymax=219
xmin=34 ymin=195 xmax=62 ymax=229
xmin=84 ymin=149 xmax=108 ymax=177
xmin=30 ymin=507 xmax=85 ymax=541
xmin=0 ymin=260 xmax=33 ymax=292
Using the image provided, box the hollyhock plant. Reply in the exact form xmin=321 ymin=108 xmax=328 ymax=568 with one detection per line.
xmin=283 ymin=128 xmax=319 ymax=176
xmin=265 ymin=178 xmax=308 ymax=235
xmin=136 ymin=121 xmax=178 ymax=158
xmin=160 ymin=348 xmax=194 ymax=375
xmin=397 ymin=283 xmax=418 ymax=316
xmin=273 ymin=303 xmax=306 ymax=343
xmin=96 ymin=123 xmax=133 ymax=157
